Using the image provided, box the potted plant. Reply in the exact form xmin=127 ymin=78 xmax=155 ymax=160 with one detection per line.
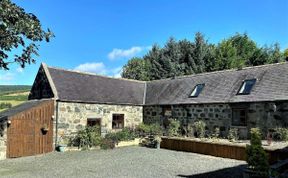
xmin=193 ymin=120 xmax=206 ymax=138
xmin=57 ymin=135 xmax=68 ymax=152
xmin=154 ymin=136 xmax=162 ymax=149
xmin=41 ymin=124 xmax=49 ymax=134
xmin=244 ymin=128 xmax=269 ymax=178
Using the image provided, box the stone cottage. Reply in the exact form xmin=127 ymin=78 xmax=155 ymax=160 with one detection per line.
xmin=144 ymin=62 xmax=288 ymax=138
xmin=1 ymin=62 xmax=288 ymax=159
xmin=28 ymin=63 xmax=145 ymax=144
xmin=33 ymin=62 xmax=288 ymax=138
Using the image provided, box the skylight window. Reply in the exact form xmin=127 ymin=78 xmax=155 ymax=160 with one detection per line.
xmin=238 ymin=79 xmax=256 ymax=95
xmin=190 ymin=84 xmax=205 ymax=97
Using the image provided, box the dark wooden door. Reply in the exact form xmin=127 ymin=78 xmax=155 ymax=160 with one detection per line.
xmin=7 ymin=100 xmax=54 ymax=158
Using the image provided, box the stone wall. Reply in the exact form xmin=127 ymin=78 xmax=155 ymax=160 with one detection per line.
xmin=247 ymin=102 xmax=288 ymax=130
xmin=56 ymin=101 xmax=143 ymax=143
xmin=144 ymin=104 xmax=233 ymax=137
xmin=144 ymin=102 xmax=288 ymax=139
xmin=0 ymin=120 xmax=7 ymax=160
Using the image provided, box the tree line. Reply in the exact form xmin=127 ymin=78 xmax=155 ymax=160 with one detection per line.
xmin=122 ymin=33 xmax=288 ymax=81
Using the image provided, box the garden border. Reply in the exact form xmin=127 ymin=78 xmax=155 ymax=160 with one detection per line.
xmin=160 ymin=137 xmax=288 ymax=164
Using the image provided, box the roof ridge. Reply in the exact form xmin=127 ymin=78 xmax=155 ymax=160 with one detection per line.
xmin=46 ymin=65 xmax=146 ymax=83
xmin=147 ymin=62 xmax=287 ymax=82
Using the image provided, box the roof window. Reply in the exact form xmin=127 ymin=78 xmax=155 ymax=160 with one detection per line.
xmin=238 ymin=79 xmax=256 ymax=95
xmin=190 ymin=84 xmax=205 ymax=97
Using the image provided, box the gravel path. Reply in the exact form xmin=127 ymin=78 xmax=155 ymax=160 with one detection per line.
xmin=0 ymin=147 xmax=246 ymax=178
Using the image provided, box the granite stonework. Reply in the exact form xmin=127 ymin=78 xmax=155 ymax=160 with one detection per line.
xmin=0 ymin=120 xmax=7 ymax=160
xmin=56 ymin=101 xmax=143 ymax=141
xmin=143 ymin=102 xmax=288 ymax=139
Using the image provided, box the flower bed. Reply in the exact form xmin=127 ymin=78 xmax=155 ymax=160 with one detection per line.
xmin=160 ymin=137 xmax=288 ymax=164
xmin=62 ymin=139 xmax=141 ymax=151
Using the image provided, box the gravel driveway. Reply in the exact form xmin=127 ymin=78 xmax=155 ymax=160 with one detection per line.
xmin=0 ymin=146 xmax=246 ymax=178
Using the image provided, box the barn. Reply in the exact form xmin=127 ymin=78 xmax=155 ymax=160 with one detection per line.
xmin=1 ymin=62 xmax=288 ymax=159
xmin=0 ymin=100 xmax=54 ymax=159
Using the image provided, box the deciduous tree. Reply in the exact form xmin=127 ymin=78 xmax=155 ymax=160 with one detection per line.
xmin=0 ymin=0 xmax=54 ymax=70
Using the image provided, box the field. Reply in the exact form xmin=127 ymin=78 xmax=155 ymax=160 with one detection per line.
xmin=0 ymin=85 xmax=31 ymax=112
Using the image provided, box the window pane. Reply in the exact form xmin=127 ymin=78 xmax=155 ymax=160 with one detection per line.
xmin=112 ymin=114 xmax=124 ymax=129
xmin=190 ymin=84 xmax=205 ymax=97
xmin=87 ymin=118 xmax=101 ymax=127
xmin=238 ymin=79 xmax=256 ymax=94
xmin=232 ymin=109 xmax=247 ymax=126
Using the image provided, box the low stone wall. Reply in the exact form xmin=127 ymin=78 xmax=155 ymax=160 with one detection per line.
xmin=56 ymin=101 xmax=143 ymax=143
xmin=0 ymin=120 xmax=7 ymax=160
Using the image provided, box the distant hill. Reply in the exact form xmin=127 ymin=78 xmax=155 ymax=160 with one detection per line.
xmin=0 ymin=85 xmax=31 ymax=112
xmin=0 ymin=85 xmax=31 ymax=95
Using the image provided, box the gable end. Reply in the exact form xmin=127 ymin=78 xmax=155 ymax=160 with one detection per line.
xmin=28 ymin=64 xmax=54 ymax=100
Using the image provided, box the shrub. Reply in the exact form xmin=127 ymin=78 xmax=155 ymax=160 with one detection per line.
xmin=104 ymin=132 xmax=118 ymax=144
xmin=136 ymin=123 xmax=162 ymax=136
xmin=246 ymin=128 xmax=269 ymax=177
xmin=186 ymin=123 xmax=194 ymax=137
xmin=273 ymin=128 xmax=288 ymax=141
xmin=100 ymin=138 xmax=115 ymax=150
xmin=167 ymin=119 xmax=180 ymax=137
xmin=116 ymin=127 xmax=136 ymax=141
xmin=194 ymin=120 xmax=206 ymax=138
xmin=0 ymin=102 xmax=12 ymax=109
xmin=149 ymin=123 xmax=162 ymax=135
xmin=103 ymin=127 xmax=137 ymax=149
xmin=228 ymin=128 xmax=239 ymax=142
xmin=70 ymin=126 xmax=101 ymax=149
xmin=211 ymin=127 xmax=220 ymax=139
xmin=136 ymin=123 xmax=151 ymax=135
xmin=105 ymin=127 xmax=136 ymax=144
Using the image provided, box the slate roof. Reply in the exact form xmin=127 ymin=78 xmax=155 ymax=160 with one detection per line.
xmin=0 ymin=100 xmax=49 ymax=121
xmin=145 ymin=62 xmax=288 ymax=105
xmin=39 ymin=62 xmax=288 ymax=106
xmin=47 ymin=66 xmax=146 ymax=105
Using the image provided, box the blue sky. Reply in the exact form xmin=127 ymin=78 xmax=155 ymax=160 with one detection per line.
xmin=1 ymin=0 xmax=288 ymax=85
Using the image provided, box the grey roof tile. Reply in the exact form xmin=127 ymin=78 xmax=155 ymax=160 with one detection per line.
xmin=145 ymin=62 xmax=288 ymax=105
xmin=47 ymin=67 xmax=146 ymax=105
xmin=44 ymin=62 xmax=288 ymax=106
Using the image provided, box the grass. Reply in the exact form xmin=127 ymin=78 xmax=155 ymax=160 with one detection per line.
xmin=0 ymin=85 xmax=31 ymax=95
xmin=0 ymin=95 xmax=28 ymax=101
xmin=0 ymin=100 xmax=26 ymax=112
xmin=0 ymin=86 xmax=31 ymax=113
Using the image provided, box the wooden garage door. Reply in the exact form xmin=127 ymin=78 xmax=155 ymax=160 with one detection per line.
xmin=7 ymin=100 xmax=54 ymax=158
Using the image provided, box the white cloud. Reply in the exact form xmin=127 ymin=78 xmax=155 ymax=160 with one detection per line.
xmin=74 ymin=62 xmax=122 ymax=78
xmin=108 ymin=46 xmax=149 ymax=60
xmin=74 ymin=62 xmax=106 ymax=75
xmin=16 ymin=67 xmax=24 ymax=73
xmin=109 ymin=67 xmax=122 ymax=78
xmin=0 ymin=72 xmax=15 ymax=81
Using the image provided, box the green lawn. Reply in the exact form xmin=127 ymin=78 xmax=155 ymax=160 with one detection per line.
xmin=0 ymin=86 xmax=30 ymax=113
xmin=0 ymin=100 xmax=26 ymax=112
